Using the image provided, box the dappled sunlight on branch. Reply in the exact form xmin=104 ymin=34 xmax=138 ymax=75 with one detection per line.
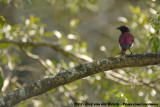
xmin=0 ymin=53 xmax=160 ymax=106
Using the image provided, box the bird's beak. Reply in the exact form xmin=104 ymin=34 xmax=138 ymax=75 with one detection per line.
xmin=117 ymin=27 xmax=119 ymax=29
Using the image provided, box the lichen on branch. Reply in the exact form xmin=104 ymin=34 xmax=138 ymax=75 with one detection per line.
xmin=0 ymin=53 xmax=160 ymax=107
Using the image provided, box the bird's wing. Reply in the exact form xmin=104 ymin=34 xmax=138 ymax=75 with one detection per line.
xmin=122 ymin=32 xmax=134 ymax=45
xmin=126 ymin=32 xmax=134 ymax=45
xmin=119 ymin=34 xmax=126 ymax=45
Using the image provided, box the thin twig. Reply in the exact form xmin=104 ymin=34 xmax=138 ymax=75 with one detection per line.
xmin=105 ymin=69 xmax=160 ymax=92
xmin=19 ymin=46 xmax=54 ymax=74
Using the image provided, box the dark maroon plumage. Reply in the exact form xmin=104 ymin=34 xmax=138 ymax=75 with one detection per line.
xmin=117 ymin=26 xmax=134 ymax=54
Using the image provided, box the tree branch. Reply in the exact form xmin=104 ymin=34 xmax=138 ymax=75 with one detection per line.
xmin=0 ymin=53 xmax=160 ymax=107
xmin=0 ymin=39 xmax=93 ymax=63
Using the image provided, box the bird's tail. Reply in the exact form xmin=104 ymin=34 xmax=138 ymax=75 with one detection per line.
xmin=120 ymin=49 xmax=126 ymax=55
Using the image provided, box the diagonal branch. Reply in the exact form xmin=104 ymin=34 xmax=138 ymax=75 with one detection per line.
xmin=0 ymin=39 xmax=93 ymax=63
xmin=19 ymin=46 xmax=55 ymax=74
xmin=0 ymin=53 xmax=160 ymax=107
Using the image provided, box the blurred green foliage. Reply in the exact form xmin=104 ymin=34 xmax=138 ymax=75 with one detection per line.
xmin=0 ymin=74 xmax=3 ymax=91
xmin=0 ymin=16 xmax=5 ymax=91
xmin=149 ymin=13 xmax=160 ymax=52
xmin=0 ymin=16 xmax=5 ymax=28
xmin=0 ymin=0 xmax=160 ymax=107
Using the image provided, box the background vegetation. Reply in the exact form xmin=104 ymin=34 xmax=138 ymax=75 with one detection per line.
xmin=0 ymin=0 xmax=160 ymax=106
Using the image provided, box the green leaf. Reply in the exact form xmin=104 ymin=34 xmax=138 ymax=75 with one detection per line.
xmin=81 ymin=42 xmax=87 ymax=48
xmin=44 ymin=32 xmax=53 ymax=37
xmin=0 ymin=55 xmax=7 ymax=64
xmin=30 ymin=16 xmax=40 ymax=24
xmin=149 ymin=38 xmax=154 ymax=45
xmin=116 ymin=92 xmax=123 ymax=97
xmin=35 ymin=36 xmax=43 ymax=42
xmin=153 ymin=39 xmax=159 ymax=52
xmin=110 ymin=88 xmax=118 ymax=93
xmin=104 ymin=94 xmax=110 ymax=101
xmin=156 ymin=30 xmax=159 ymax=35
xmin=0 ymin=74 xmax=3 ymax=91
xmin=158 ymin=15 xmax=160 ymax=21
xmin=11 ymin=24 xmax=22 ymax=31
xmin=69 ymin=3 xmax=79 ymax=14
xmin=0 ymin=43 xmax=11 ymax=49
xmin=0 ymin=16 xmax=6 ymax=28
xmin=0 ymin=68 xmax=4 ymax=92
xmin=156 ymin=37 xmax=159 ymax=44
xmin=2 ymin=0 xmax=7 ymax=4
xmin=135 ymin=7 xmax=140 ymax=14
xmin=0 ymin=32 xmax=4 ymax=39
xmin=130 ymin=6 xmax=140 ymax=15
xmin=150 ymin=19 xmax=154 ymax=23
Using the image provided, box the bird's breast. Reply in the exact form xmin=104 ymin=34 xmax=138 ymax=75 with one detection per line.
xmin=119 ymin=32 xmax=134 ymax=45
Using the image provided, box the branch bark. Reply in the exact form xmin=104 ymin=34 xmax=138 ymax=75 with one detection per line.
xmin=0 ymin=53 xmax=160 ymax=107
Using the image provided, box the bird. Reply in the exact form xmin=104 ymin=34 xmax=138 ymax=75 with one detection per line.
xmin=117 ymin=26 xmax=134 ymax=55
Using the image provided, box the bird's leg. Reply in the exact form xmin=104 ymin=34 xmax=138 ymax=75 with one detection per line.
xmin=120 ymin=49 xmax=126 ymax=55
xmin=129 ymin=48 xmax=132 ymax=54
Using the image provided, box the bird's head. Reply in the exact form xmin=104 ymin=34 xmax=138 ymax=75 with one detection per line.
xmin=117 ymin=26 xmax=130 ymax=33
